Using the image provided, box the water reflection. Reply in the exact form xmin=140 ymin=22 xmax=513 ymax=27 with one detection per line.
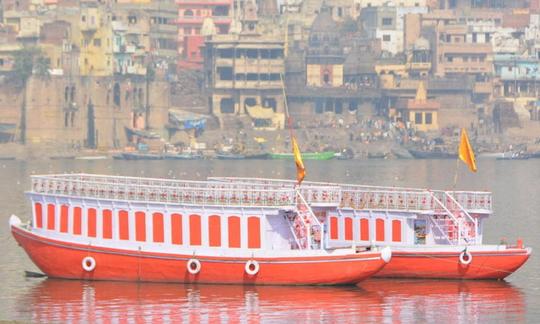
xmin=21 ymin=278 xmax=524 ymax=322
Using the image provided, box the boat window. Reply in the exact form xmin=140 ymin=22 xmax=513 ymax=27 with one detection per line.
xmin=34 ymin=202 xmax=43 ymax=228
xmin=247 ymin=217 xmax=261 ymax=249
xmin=88 ymin=208 xmax=97 ymax=238
xmin=208 ymin=215 xmax=222 ymax=247
xmin=375 ymin=219 xmax=385 ymax=242
xmin=119 ymin=210 xmax=129 ymax=240
xmin=344 ymin=217 xmax=353 ymax=241
xmin=414 ymin=219 xmax=426 ymax=245
xmin=329 ymin=216 xmax=338 ymax=240
xmin=189 ymin=214 xmax=202 ymax=246
xmin=171 ymin=213 xmax=183 ymax=245
xmin=152 ymin=212 xmax=164 ymax=243
xmin=392 ymin=219 xmax=402 ymax=242
xmin=135 ymin=211 xmax=146 ymax=242
xmin=103 ymin=209 xmax=113 ymax=239
xmin=228 ymin=216 xmax=241 ymax=248
xmin=47 ymin=204 xmax=56 ymax=230
xmin=360 ymin=218 xmax=369 ymax=241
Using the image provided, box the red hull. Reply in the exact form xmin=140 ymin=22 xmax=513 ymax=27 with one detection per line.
xmin=374 ymin=249 xmax=531 ymax=279
xmin=12 ymin=226 xmax=386 ymax=285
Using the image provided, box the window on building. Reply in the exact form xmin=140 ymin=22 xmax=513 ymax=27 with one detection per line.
xmin=184 ymin=27 xmax=192 ymax=35
xmin=220 ymin=98 xmax=234 ymax=113
xmin=315 ymin=100 xmax=324 ymax=114
xmin=425 ymin=113 xmax=433 ymax=125
xmin=217 ymin=67 xmax=233 ymax=80
xmin=93 ymin=38 xmax=101 ymax=47
xmin=128 ymin=16 xmax=137 ymax=24
xmin=269 ymin=74 xmax=280 ymax=81
xmin=218 ymin=48 xmax=233 ymax=58
xmin=383 ymin=35 xmax=391 ymax=42
xmin=260 ymin=50 xmax=270 ymax=59
xmin=259 ymin=74 xmax=269 ymax=81
xmin=235 ymin=74 xmax=246 ymax=81
xmin=0 ymin=58 xmax=4 ymax=66
xmin=270 ymin=49 xmax=283 ymax=59
xmin=335 ymin=100 xmax=343 ymax=114
xmin=382 ymin=18 xmax=393 ymax=26
xmin=82 ymin=15 xmax=86 ymax=22
xmin=246 ymin=73 xmax=258 ymax=81
xmin=184 ymin=9 xmax=194 ymax=16
xmin=415 ymin=112 xmax=423 ymax=124
xmin=246 ymin=49 xmax=258 ymax=59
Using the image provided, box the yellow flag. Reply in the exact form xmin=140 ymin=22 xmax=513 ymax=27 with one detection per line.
xmin=291 ymin=136 xmax=305 ymax=184
xmin=458 ymin=128 xmax=477 ymax=173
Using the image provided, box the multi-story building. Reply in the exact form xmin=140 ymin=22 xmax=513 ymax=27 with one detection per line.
xmin=176 ymin=0 xmax=233 ymax=69
xmin=112 ymin=0 xmax=179 ymax=68
xmin=433 ymin=23 xmax=493 ymax=77
xmin=203 ymin=1 xmax=285 ymax=128
xmin=77 ymin=3 xmax=114 ymax=76
xmin=493 ymin=55 xmax=540 ymax=99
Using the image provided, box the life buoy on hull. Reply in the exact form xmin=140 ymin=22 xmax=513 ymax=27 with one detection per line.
xmin=187 ymin=258 xmax=201 ymax=274
xmin=245 ymin=260 xmax=260 ymax=276
xmin=82 ymin=256 xmax=96 ymax=272
xmin=459 ymin=250 xmax=473 ymax=265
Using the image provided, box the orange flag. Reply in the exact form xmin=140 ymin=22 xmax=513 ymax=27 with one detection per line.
xmin=291 ymin=136 xmax=305 ymax=184
xmin=458 ymin=128 xmax=477 ymax=173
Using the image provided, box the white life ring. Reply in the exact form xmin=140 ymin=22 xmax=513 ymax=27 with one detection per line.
xmin=459 ymin=250 xmax=473 ymax=265
xmin=187 ymin=258 xmax=201 ymax=275
xmin=82 ymin=256 xmax=96 ymax=272
xmin=245 ymin=260 xmax=260 ymax=276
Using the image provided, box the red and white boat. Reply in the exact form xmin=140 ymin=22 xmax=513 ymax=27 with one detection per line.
xmin=9 ymin=174 xmax=390 ymax=285
xmin=211 ymin=177 xmax=531 ymax=280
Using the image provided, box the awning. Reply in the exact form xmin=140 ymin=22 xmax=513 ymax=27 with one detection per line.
xmin=168 ymin=109 xmax=207 ymax=131
xmin=246 ymin=105 xmax=275 ymax=119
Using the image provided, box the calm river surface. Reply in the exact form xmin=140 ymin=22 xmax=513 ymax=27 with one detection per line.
xmin=0 ymin=158 xmax=539 ymax=322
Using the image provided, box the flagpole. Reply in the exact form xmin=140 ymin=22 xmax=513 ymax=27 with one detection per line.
xmin=453 ymin=155 xmax=459 ymax=190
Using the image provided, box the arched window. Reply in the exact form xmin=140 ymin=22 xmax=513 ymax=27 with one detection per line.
xmin=113 ymin=83 xmax=121 ymax=106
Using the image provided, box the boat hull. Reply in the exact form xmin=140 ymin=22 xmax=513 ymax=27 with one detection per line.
xmin=11 ymin=225 xmax=387 ymax=285
xmin=270 ymin=151 xmax=336 ymax=160
xmin=374 ymin=248 xmax=531 ymax=280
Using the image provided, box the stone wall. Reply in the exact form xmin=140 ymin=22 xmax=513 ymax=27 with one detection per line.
xmin=0 ymin=75 xmax=171 ymax=150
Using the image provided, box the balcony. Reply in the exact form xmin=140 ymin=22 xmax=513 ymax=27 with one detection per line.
xmin=176 ymin=16 xmax=231 ymax=25
xmin=438 ymin=42 xmax=492 ymax=54
xmin=150 ymin=24 xmax=178 ymax=34
xmin=407 ymin=62 xmax=431 ymax=70
xmin=474 ymin=81 xmax=493 ymax=94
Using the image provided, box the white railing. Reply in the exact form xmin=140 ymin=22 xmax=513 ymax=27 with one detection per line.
xmin=210 ymin=176 xmax=493 ymax=214
xmin=30 ymin=174 xmax=296 ymax=208
xmin=296 ymin=189 xmax=323 ymax=250
xmin=339 ymin=189 xmax=435 ymax=212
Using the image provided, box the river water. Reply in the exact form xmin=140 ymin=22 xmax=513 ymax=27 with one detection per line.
xmin=0 ymin=158 xmax=538 ymax=322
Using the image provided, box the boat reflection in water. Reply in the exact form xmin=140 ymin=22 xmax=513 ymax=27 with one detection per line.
xmin=22 ymin=278 xmax=524 ymax=322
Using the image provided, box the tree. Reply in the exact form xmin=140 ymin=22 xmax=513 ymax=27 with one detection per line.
xmin=11 ymin=47 xmax=51 ymax=144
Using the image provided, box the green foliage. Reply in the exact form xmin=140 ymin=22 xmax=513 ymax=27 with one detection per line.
xmin=11 ymin=47 xmax=50 ymax=86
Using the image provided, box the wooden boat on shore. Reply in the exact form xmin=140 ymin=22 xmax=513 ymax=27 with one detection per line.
xmin=270 ymin=151 xmax=336 ymax=160
xmin=212 ymin=177 xmax=531 ymax=280
xmin=9 ymin=174 xmax=390 ymax=285
xmin=113 ymin=152 xmax=163 ymax=160
xmin=408 ymin=149 xmax=457 ymax=159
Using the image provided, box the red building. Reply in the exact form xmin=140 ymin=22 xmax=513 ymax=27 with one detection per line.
xmin=176 ymin=0 xmax=232 ymax=69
